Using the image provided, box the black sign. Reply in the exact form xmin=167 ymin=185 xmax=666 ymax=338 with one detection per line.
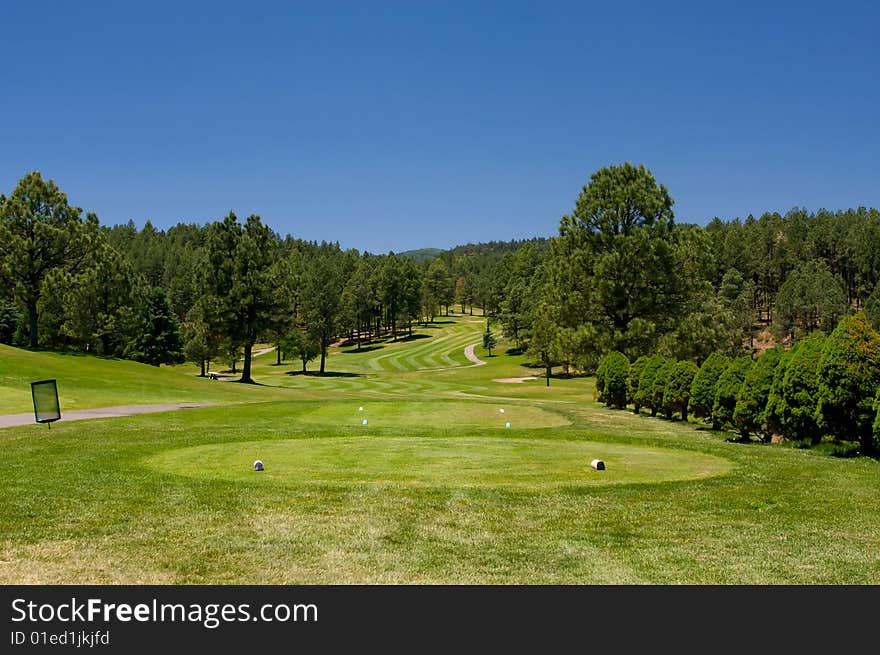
xmin=30 ymin=379 xmax=61 ymax=425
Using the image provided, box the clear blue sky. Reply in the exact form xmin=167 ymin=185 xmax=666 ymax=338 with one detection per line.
xmin=1 ymin=1 xmax=877 ymax=253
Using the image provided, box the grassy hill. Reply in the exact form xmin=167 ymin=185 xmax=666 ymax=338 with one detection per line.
xmin=0 ymin=344 xmax=288 ymax=414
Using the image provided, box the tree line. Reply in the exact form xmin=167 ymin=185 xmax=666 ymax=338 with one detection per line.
xmin=594 ymin=312 xmax=880 ymax=456
xmin=472 ymin=164 xmax=880 ymax=382
xmin=2 ymin=165 xmax=879 ymax=393
xmin=0 ymin=172 xmax=500 ymax=381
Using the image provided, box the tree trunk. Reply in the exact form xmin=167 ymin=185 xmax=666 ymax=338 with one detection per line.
xmin=276 ymin=344 xmax=281 ymax=365
xmin=546 ymin=365 xmax=551 ymax=387
xmin=356 ymin=319 xmax=361 ymax=351
xmin=392 ymin=318 xmax=397 ymax=342
xmin=682 ymin=405 xmax=688 ymax=422
xmin=28 ymin=301 xmax=38 ymax=349
xmin=320 ymin=348 xmax=326 ymax=374
xmin=302 ymin=359 xmax=307 ymax=373
xmin=239 ymin=342 xmax=255 ymax=383
xmin=200 ymin=359 xmax=205 ymax=377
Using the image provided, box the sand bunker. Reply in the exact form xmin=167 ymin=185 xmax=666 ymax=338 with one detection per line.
xmin=493 ymin=376 xmax=539 ymax=383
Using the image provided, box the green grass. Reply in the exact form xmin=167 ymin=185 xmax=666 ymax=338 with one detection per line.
xmin=1 ymin=317 xmax=878 ymax=584
xmin=0 ymin=344 xmax=290 ymax=414
xmin=146 ymin=435 xmax=733 ymax=490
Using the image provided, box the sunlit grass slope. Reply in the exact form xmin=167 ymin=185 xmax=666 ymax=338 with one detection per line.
xmin=0 ymin=344 xmax=288 ymax=414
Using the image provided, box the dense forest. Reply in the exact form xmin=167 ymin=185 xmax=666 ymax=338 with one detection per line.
xmin=1 ymin=167 xmax=879 ymax=393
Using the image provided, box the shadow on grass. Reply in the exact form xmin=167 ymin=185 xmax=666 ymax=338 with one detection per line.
xmin=341 ymin=344 xmax=385 ymax=354
xmin=232 ymin=379 xmax=274 ymax=387
xmin=26 ymin=348 xmax=128 ymax=362
xmin=399 ymin=334 xmax=430 ymax=342
xmin=285 ymin=370 xmax=363 ymax=378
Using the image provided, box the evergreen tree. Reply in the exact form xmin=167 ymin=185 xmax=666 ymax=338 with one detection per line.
xmin=551 ymin=163 xmax=699 ymax=358
xmin=815 ymin=313 xmax=880 ymax=454
xmin=774 ymin=260 xmax=848 ymax=341
xmin=0 ymin=172 xmax=95 ymax=347
xmin=773 ymin=336 xmax=825 ymax=444
xmin=762 ymin=347 xmax=793 ymax=440
xmin=663 ymin=360 xmax=699 ymax=421
xmin=627 ymin=355 xmax=650 ymax=414
xmin=482 ymin=324 xmax=497 ymax=356
xmin=56 ymin=243 xmax=145 ymax=357
xmin=300 ymin=246 xmax=343 ymax=374
xmin=601 ymin=351 xmax=630 ymax=409
xmin=650 ymin=359 xmax=675 ymax=418
xmin=341 ymin=257 xmax=378 ymax=350
xmin=183 ymin=332 xmax=214 ymax=377
xmin=712 ymin=357 xmax=754 ymax=434
xmin=422 ymin=258 xmax=452 ymax=322
xmin=526 ymin=305 xmax=561 ymax=386
xmin=864 ymin=281 xmax=880 ymax=331
xmin=636 ymin=355 xmax=668 ymax=417
xmin=873 ymin=389 xmax=880 ymax=452
xmin=125 ymin=287 xmax=184 ymax=366
xmin=733 ymin=347 xmax=783 ymax=441
xmin=689 ymin=352 xmax=731 ymax=425
xmin=0 ymin=302 xmax=20 ymax=345
xmin=198 ymin=212 xmax=285 ymax=383
xmin=282 ymin=326 xmax=320 ymax=373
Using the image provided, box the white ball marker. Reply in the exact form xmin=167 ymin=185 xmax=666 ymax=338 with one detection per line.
xmin=362 ymin=419 xmax=368 ymax=426
xmin=253 ymin=460 xmax=264 ymax=472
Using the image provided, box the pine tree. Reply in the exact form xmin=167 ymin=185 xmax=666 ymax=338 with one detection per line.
xmin=482 ymin=324 xmax=497 ymax=356
xmin=125 ymin=287 xmax=184 ymax=366
xmin=815 ymin=313 xmax=880 ymax=454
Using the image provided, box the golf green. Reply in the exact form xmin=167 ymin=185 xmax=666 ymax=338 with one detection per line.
xmin=145 ymin=436 xmax=735 ymax=490
xmin=293 ymin=400 xmax=571 ymax=429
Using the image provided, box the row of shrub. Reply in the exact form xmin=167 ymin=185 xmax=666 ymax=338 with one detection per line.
xmin=595 ymin=313 xmax=880 ymax=456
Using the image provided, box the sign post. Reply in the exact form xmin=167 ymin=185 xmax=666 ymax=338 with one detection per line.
xmin=31 ymin=379 xmax=61 ymax=428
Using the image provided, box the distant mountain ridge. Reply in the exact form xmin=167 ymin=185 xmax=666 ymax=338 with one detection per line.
xmin=397 ymin=248 xmax=444 ymax=262
xmin=399 ymin=237 xmax=549 ymax=262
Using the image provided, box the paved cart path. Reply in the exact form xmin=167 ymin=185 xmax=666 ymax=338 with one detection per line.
xmin=463 ymin=343 xmax=487 ymax=366
xmin=0 ymin=403 xmax=216 ymax=429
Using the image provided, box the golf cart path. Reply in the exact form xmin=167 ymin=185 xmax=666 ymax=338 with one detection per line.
xmin=0 ymin=402 xmax=216 ymax=429
xmin=463 ymin=343 xmax=486 ymax=366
